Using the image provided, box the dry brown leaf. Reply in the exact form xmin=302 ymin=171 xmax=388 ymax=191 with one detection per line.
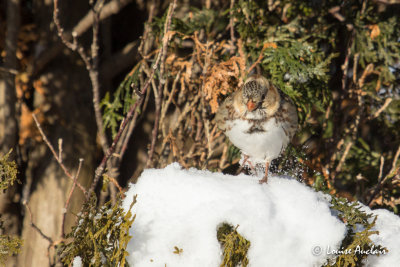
xmin=368 ymin=24 xmax=380 ymax=40
xmin=263 ymin=42 xmax=277 ymax=49
xmin=203 ymin=56 xmax=245 ymax=113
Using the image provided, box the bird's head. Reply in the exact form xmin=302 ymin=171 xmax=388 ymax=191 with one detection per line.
xmin=242 ymin=76 xmax=269 ymax=112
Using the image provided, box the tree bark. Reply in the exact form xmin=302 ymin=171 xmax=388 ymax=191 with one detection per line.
xmin=0 ymin=1 xmax=21 ymax=266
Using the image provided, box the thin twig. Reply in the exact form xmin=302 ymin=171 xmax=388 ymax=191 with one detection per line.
xmin=32 ymin=114 xmax=87 ymax=195
xmin=89 ymin=1 xmax=110 ymax=154
xmin=61 ymin=158 xmax=84 ymax=238
xmin=53 ymin=0 xmax=77 ymax=50
xmin=370 ymin=97 xmax=392 ymax=120
xmin=248 ymin=44 xmax=268 ymax=74
xmin=23 ymin=201 xmax=53 ymax=243
xmin=34 ymin=0 xmax=133 ymax=76
xmin=54 ymin=0 xmax=109 ymax=154
xmin=161 ymin=71 xmax=180 ymax=137
xmin=87 ymin=40 xmax=165 ymax=197
xmin=335 ymin=141 xmax=353 ymax=174
xmin=367 ymin=146 xmax=400 ymax=205
xmin=0 ymin=66 xmax=18 ymax=75
xmin=229 ymin=0 xmax=236 ymax=48
xmin=147 ymin=0 xmax=177 ymax=167
xmin=378 ymin=155 xmax=385 ymax=181
xmin=58 ymin=138 xmax=63 ymax=163
xmin=138 ymin=1 xmax=156 ymax=57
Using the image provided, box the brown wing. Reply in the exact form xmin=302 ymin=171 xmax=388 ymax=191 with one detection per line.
xmin=278 ymin=95 xmax=298 ymax=140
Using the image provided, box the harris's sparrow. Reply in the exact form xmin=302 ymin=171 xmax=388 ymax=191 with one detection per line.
xmin=215 ymin=75 xmax=298 ymax=183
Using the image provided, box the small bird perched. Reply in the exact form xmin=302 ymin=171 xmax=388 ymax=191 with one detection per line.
xmin=215 ymin=75 xmax=298 ymax=183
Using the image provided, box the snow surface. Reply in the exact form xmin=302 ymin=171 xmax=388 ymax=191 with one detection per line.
xmin=72 ymin=256 xmax=82 ymax=267
xmin=363 ymin=207 xmax=400 ymax=267
xmin=123 ymin=163 xmax=347 ymax=266
xmin=122 ymin=163 xmax=400 ymax=267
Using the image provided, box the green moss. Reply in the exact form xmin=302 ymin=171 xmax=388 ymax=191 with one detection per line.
xmin=217 ymin=223 xmax=250 ymax=267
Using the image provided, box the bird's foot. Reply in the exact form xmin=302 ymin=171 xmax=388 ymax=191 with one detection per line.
xmin=243 ymin=155 xmax=256 ymax=170
xmin=258 ymin=174 xmax=268 ymax=184
xmin=237 ymin=155 xmax=256 ymax=175
xmin=258 ymin=161 xmax=270 ymax=184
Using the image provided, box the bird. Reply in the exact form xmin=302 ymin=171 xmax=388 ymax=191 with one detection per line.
xmin=215 ymin=75 xmax=298 ymax=183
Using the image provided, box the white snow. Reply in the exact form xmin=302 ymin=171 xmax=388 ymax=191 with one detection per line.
xmin=122 ymin=163 xmax=400 ymax=267
xmin=363 ymin=207 xmax=400 ymax=267
xmin=72 ymin=256 xmax=82 ymax=267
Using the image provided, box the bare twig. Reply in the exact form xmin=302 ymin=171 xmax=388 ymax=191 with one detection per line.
xmin=0 ymin=66 xmax=18 ymax=75
xmin=61 ymin=158 xmax=84 ymax=238
xmin=53 ymin=0 xmax=78 ymax=50
xmin=341 ymin=44 xmax=353 ymax=91
xmin=329 ymin=6 xmax=345 ymax=22
xmin=58 ymin=138 xmax=63 ymax=163
xmin=87 ymin=39 xmax=165 ymax=197
xmin=248 ymin=43 xmax=269 ymax=74
xmin=53 ymin=0 xmax=109 ymax=155
xmin=138 ymin=1 xmax=156 ymax=57
xmin=229 ymin=0 xmax=236 ymax=48
xmin=378 ymin=156 xmax=385 ymax=181
xmin=335 ymin=141 xmax=353 ymax=174
xmin=23 ymin=201 xmax=53 ymax=243
xmin=33 ymin=0 xmax=133 ymax=76
xmin=56 ymin=0 xmax=110 ymax=154
xmin=147 ymin=0 xmax=177 ymax=167
xmin=90 ymin=2 xmax=110 ymax=154
xmin=367 ymin=146 xmax=400 ymax=205
xmin=108 ymin=175 xmax=124 ymax=194
xmin=73 ymin=0 xmax=132 ymax=38
xmin=160 ymin=71 xmax=180 ymax=137
xmin=370 ymin=97 xmax=392 ymax=120
xmin=32 ymin=114 xmax=87 ymax=195
xmin=353 ymin=53 xmax=359 ymax=84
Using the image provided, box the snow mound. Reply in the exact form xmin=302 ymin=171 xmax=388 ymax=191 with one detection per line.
xmin=363 ymin=207 xmax=400 ymax=267
xmin=122 ymin=163 xmax=347 ymax=266
xmin=122 ymin=163 xmax=400 ymax=267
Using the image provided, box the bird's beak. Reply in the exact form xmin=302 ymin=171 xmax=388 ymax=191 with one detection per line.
xmin=247 ymin=100 xmax=256 ymax=112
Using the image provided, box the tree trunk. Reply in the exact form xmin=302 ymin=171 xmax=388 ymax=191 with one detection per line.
xmin=0 ymin=1 xmax=21 ymax=266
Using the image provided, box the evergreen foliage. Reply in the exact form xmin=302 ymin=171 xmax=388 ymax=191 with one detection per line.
xmin=0 ymin=150 xmax=22 ymax=265
xmin=59 ymin=194 xmax=136 ymax=266
xmin=0 ymin=150 xmax=18 ymax=192
xmin=101 ymin=65 xmax=141 ymax=138
xmin=0 ymin=225 xmax=22 ymax=267
xmin=217 ymin=223 xmax=250 ymax=267
xmin=100 ymin=0 xmax=399 ymax=213
xmin=96 ymin=0 xmax=399 ymax=265
xmin=327 ymin=197 xmax=387 ymax=266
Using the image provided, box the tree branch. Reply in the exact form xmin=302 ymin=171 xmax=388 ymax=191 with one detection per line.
xmin=32 ymin=0 xmax=133 ymax=77
xmin=146 ymin=0 xmax=177 ymax=167
xmin=87 ymin=0 xmax=177 ymax=196
xmin=32 ymin=114 xmax=87 ymax=195
xmin=61 ymin=158 xmax=84 ymax=238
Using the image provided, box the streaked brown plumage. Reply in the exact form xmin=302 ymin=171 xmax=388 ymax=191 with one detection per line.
xmin=216 ymin=75 xmax=298 ymax=183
